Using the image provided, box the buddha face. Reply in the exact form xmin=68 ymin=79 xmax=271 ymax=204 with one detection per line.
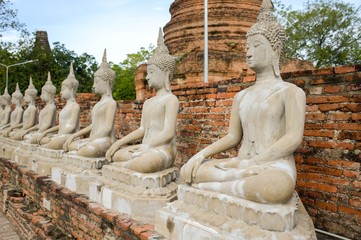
xmin=41 ymin=90 xmax=49 ymax=102
xmin=246 ymin=34 xmax=274 ymax=72
xmin=11 ymin=97 xmax=19 ymax=105
xmin=92 ymin=76 xmax=107 ymax=94
xmin=61 ymin=84 xmax=72 ymax=100
xmin=146 ymin=64 xmax=166 ymax=90
xmin=24 ymin=93 xmax=31 ymax=104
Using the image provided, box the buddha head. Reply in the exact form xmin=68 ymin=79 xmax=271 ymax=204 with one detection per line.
xmin=24 ymin=77 xmax=38 ymax=104
xmin=246 ymin=0 xmax=286 ymax=77
xmin=1 ymin=88 xmax=11 ymax=106
xmin=93 ymin=49 xmax=115 ymax=96
xmin=147 ymin=28 xmax=177 ymax=91
xmin=41 ymin=72 xmax=56 ymax=103
xmin=11 ymin=83 xmax=23 ymax=105
xmin=61 ymin=62 xmax=79 ymax=100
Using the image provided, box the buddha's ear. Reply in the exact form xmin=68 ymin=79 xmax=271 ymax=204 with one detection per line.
xmin=272 ymin=50 xmax=281 ymax=77
xmin=164 ymin=71 xmax=171 ymax=91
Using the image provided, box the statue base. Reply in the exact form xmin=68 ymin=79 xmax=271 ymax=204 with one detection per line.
xmin=51 ymin=153 xmax=108 ymax=195
xmin=11 ymin=142 xmax=38 ymax=169
xmin=31 ymin=147 xmax=64 ymax=176
xmin=0 ymin=137 xmax=21 ymax=159
xmin=155 ymin=185 xmax=316 ymax=240
xmin=89 ymin=165 xmax=179 ymax=222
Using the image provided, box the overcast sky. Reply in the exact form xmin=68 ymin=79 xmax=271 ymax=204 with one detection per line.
xmin=5 ymin=0 xmax=361 ymax=64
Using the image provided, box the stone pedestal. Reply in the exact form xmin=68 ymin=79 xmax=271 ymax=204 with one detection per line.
xmin=12 ymin=142 xmax=38 ymax=169
xmin=155 ymin=185 xmax=316 ymax=240
xmin=31 ymin=147 xmax=64 ymax=176
xmin=51 ymin=153 xmax=108 ymax=195
xmin=90 ymin=165 xmax=179 ymax=222
xmin=0 ymin=137 xmax=21 ymax=159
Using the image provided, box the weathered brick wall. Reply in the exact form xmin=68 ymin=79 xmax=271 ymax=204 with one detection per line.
xmin=15 ymin=64 xmax=361 ymax=238
xmin=0 ymin=159 xmax=159 ymax=240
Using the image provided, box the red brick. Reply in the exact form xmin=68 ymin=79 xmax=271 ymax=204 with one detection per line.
xmin=315 ymin=201 xmax=337 ymax=212
xmin=334 ymin=65 xmax=355 ymax=74
xmin=304 ymin=130 xmax=334 ymax=138
xmin=323 ymin=123 xmax=361 ymax=131
xmin=349 ymin=199 xmax=361 ymax=208
xmin=130 ymin=224 xmax=154 ymax=236
xmin=343 ymin=170 xmax=360 ymax=179
xmin=312 ymin=68 xmax=334 ymax=76
xmin=307 ymin=96 xmax=352 ymax=104
xmin=352 ymin=181 xmax=361 ymax=188
xmin=338 ymin=206 xmax=361 ymax=218
xmin=319 ymin=103 xmax=342 ymax=112
xmin=100 ymin=210 xmax=119 ymax=223
xmin=115 ymin=217 xmax=133 ymax=231
xmin=327 ymin=160 xmax=360 ymax=170
xmin=323 ymin=85 xmax=345 ymax=93
xmin=305 ymin=113 xmax=326 ymax=121
xmin=308 ymin=141 xmax=354 ymax=150
xmin=242 ymin=75 xmax=256 ymax=82
xmin=351 ymin=113 xmax=361 ymax=121
xmin=297 ymin=181 xmax=338 ymax=193
xmin=327 ymin=113 xmax=351 ymax=121
xmin=306 ymin=105 xmax=319 ymax=112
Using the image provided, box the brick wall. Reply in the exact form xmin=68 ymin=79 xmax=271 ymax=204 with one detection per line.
xmin=0 ymin=160 xmax=159 ymax=240
xmin=8 ymin=64 xmax=361 ymax=238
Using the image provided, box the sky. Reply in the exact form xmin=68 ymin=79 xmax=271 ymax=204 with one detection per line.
xmin=5 ymin=0 xmax=361 ymax=64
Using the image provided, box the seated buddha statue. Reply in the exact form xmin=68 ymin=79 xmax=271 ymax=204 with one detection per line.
xmin=106 ymin=29 xmax=178 ymax=173
xmin=0 ymin=89 xmax=11 ymax=129
xmin=9 ymin=78 xmax=38 ymax=139
xmin=63 ymin=50 xmax=116 ymax=158
xmin=17 ymin=72 xmax=57 ymax=144
xmin=0 ymin=83 xmax=24 ymax=134
xmin=38 ymin=63 xmax=80 ymax=150
xmin=180 ymin=0 xmax=306 ymax=204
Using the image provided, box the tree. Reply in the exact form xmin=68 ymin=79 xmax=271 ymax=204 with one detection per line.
xmin=112 ymin=45 xmax=154 ymax=100
xmin=275 ymin=0 xmax=361 ymax=68
xmin=0 ymin=0 xmax=29 ymax=49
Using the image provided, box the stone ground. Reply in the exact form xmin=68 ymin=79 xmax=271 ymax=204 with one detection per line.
xmin=0 ymin=211 xmax=341 ymax=240
xmin=0 ymin=212 xmax=20 ymax=240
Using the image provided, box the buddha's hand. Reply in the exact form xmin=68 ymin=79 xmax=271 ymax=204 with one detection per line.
xmin=106 ymin=141 xmax=122 ymax=162
xmin=37 ymin=133 xmax=46 ymax=144
xmin=180 ymin=152 xmax=206 ymax=184
xmin=63 ymin=137 xmax=74 ymax=152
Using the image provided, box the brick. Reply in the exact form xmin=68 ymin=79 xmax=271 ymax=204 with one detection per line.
xmin=306 ymin=105 xmax=319 ymax=112
xmin=349 ymin=199 xmax=361 ymax=208
xmin=305 ymin=113 xmax=326 ymax=121
xmin=327 ymin=113 xmax=351 ymax=121
xmin=304 ymin=130 xmax=333 ymax=138
xmin=327 ymin=160 xmax=360 ymax=170
xmin=307 ymin=96 xmax=352 ymax=104
xmin=308 ymin=141 xmax=354 ymax=150
xmin=343 ymin=170 xmax=360 ymax=179
xmin=323 ymin=85 xmax=345 ymax=93
xmin=309 ymin=87 xmax=323 ymax=95
xmin=100 ymin=210 xmax=119 ymax=223
xmin=334 ymin=65 xmax=355 ymax=74
xmin=115 ymin=217 xmax=133 ymax=231
xmin=312 ymin=68 xmax=334 ymax=76
xmin=130 ymin=224 xmax=154 ymax=236
xmin=338 ymin=206 xmax=361 ymax=218
xmin=315 ymin=201 xmax=337 ymax=212
xmin=297 ymin=181 xmax=338 ymax=193
xmin=323 ymin=123 xmax=361 ymax=131
xmin=351 ymin=113 xmax=361 ymax=121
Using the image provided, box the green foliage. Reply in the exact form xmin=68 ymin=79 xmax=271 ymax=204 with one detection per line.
xmin=275 ymin=0 xmax=361 ymax=68
xmin=112 ymin=45 xmax=154 ymax=100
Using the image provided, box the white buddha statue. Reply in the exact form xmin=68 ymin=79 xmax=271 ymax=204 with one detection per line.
xmin=181 ymin=0 xmax=306 ymax=204
xmin=18 ymin=72 xmax=57 ymax=144
xmin=10 ymin=78 xmax=38 ymax=140
xmin=0 ymin=83 xmax=24 ymax=134
xmin=0 ymin=89 xmax=11 ymax=129
xmin=63 ymin=50 xmax=116 ymax=158
xmin=38 ymin=63 xmax=80 ymax=150
xmin=106 ymin=28 xmax=179 ymax=173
